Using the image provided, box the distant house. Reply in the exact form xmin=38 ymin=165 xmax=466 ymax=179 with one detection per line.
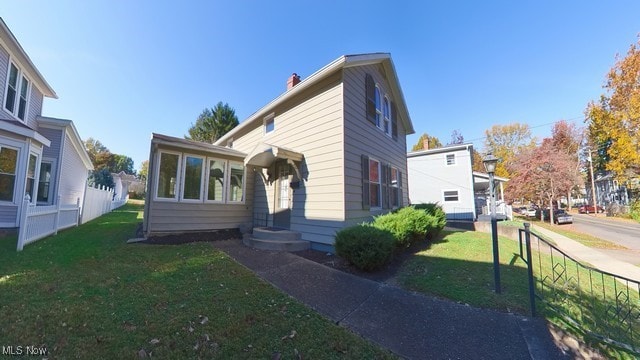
xmin=0 ymin=18 xmax=92 ymax=227
xmin=143 ymin=53 xmax=415 ymax=251
xmin=586 ymin=171 xmax=634 ymax=207
xmin=407 ymin=143 xmax=509 ymax=220
xmin=111 ymin=171 xmax=141 ymax=201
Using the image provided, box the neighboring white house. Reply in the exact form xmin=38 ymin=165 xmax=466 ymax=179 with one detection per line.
xmin=408 ymin=144 xmax=476 ymax=220
xmin=0 ymin=17 xmax=92 ymax=228
xmin=407 ymin=143 xmax=508 ymax=220
xmin=144 ymin=53 xmax=415 ymax=251
xmin=112 ymin=171 xmax=140 ymax=201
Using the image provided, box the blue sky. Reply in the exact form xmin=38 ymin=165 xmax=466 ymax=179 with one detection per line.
xmin=3 ymin=1 xmax=639 ymax=170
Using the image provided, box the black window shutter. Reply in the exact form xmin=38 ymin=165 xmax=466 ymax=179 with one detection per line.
xmin=365 ymin=74 xmax=376 ymax=125
xmin=391 ymin=101 xmax=398 ymax=141
xmin=381 ymin=164 xmax=389 ymax=209
xmin=361 ymin=154 xmax=370 ymax=210
xmin=398 ymin=170 xmax=403 ymax=206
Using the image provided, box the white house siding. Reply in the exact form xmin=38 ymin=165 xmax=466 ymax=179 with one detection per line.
xmin=59 ymin=132 xmax=88 ymax=206
xmin=231 ymin=71 xmax=345 ymax=246
xmin=145 ymin=144 xmax=254 ymax=234
xmin=407 ymin=146 xmax=475 ymax=220
xmin=342 ymin=64 xmax=409 ymax=226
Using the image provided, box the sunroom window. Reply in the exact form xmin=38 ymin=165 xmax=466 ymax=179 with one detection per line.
xmin=229 ymin=162 xmax=244 ymax=202
xmin=182 ymin=156 xmax=204 ymax=200
xmin=156 ymin=152 xmax=180 ymax=199
xmin=207 ymin=158 xmax=226 ymax=202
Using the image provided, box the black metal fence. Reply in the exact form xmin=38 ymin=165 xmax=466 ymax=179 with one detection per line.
xmin=518 ymin=224 xmax=640 ymax=354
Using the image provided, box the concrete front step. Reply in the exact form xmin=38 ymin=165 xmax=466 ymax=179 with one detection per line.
xmin=252 ymin=227 xmax=302 ymax=241
xmin=242 ymin=236 xmax=310 ymax=252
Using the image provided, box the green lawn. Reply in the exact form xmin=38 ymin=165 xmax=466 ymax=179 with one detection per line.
xmin=396 ymin=230 xmax=639 ymax=359
xmin=0 ymin=202 xmax=394 ymax=359
xmin=509 ymin=216 xmax=626 ymax=250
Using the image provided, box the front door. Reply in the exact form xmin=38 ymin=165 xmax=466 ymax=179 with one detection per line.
xmin=272 ymin=162 xmax=291 ymax=229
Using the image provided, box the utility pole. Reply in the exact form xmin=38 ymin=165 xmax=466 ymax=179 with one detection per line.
xmin=588 ymin=149 xmax=598 ymax=216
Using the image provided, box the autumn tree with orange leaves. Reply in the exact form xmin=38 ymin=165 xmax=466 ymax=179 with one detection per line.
xmin=586 ymin=37 xmax=640 ymax=184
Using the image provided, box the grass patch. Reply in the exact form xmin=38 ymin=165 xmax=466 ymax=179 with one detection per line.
xmin=0 ymin=202 xmax=394 ymax=359
xmin=397 ymin=230 xmax=530 ymax=313
xmin=396 ymin=229 xmax=639 ymax=359
xmin=512 ymin=215 xmax=626 ymax=250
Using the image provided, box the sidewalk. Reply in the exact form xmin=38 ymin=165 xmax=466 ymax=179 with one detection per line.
xmin=212 ymin=239 xmax=568 ymax=360
xmin=530 ymin=225 xmax=640 ymax=282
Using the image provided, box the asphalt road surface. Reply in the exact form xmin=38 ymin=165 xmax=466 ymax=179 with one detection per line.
xmin=570 ymin=214 xmax=640 ymax=265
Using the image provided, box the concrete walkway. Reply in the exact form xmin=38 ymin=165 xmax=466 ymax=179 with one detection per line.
xmin=212 ymin=239 xmax=569 ymax=360
xmin=530 ymin=225 xmax=640 ymax=282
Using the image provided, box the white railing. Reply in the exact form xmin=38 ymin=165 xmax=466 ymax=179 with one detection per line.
xmin=17 ymin=195 xmax=80 ymax=251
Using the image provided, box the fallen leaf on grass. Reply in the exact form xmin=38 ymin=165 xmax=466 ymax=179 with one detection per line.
xmin=281 ymin=330 xmax=297 ymax=340
xmin=149 ymin=338 xmax=160 ymax=345
xmin=272 ymin=352 xmax=282 ymax=360
xmin=199 ymin=315 xmax=209 ymax=325
xmin=138 ymin=349 xmax=147 ymax=358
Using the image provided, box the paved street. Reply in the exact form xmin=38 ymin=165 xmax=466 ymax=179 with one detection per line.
xmin=570 ymin=214 xmax=640 ymax=265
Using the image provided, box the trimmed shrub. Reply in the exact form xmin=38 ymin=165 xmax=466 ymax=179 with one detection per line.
xmin=373 ymin=206 xmax=437 ymax=247
xmin=412 ymin=203 xmax=447 ymax=239
xmin=334 ymin=225 xmax=395 ymax=271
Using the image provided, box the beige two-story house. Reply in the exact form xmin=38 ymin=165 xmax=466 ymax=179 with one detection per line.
xmin=143 ymin=53 xmax=415 ymax=251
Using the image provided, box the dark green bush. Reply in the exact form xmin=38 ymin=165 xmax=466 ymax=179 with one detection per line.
xmin=334 ymin=225 xmax=395 ymax=271
xmin=412 ymin=203 xmax=446 ymax=239
xmin=373 ymin=206 xmax=439 ymax=247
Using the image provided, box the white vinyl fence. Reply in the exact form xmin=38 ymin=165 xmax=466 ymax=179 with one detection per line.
xmin=81 ymin=184 xmax=128 ymax=224
xmin=17 ymin=184 xmax=129 ymax=251
xmin=17 ymin=195 xmax=80 ymax=251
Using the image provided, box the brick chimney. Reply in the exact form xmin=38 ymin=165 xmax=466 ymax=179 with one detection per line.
xmin=287 ymin=73 xmax=301 ymax=90
xmin=423 ymin=138 xmax=429 ymax=150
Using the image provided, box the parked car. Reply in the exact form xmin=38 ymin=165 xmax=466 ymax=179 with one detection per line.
xmin=525 ymin=208 xmax=537 ymax=217
xmin=578 ymin=205 xmax=604 ymax=214
xmin=553 ymin=210 xmax=573 ymax=225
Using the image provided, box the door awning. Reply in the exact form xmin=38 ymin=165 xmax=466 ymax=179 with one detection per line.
xmin=244 ymin=143 xmax=303 ymax=167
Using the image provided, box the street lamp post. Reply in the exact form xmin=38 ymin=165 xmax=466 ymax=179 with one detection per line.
xmin=483 ymin=153 xmax=501 ymax=294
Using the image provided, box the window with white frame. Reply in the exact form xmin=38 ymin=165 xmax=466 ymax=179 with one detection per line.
xmin=156 ymin=152 xmax=180 ymax=200
xmin=374 ymin=86 xmax=382 ymax=128
xmin=155 ymin=150 xmax=246 ymax=204
xmin=182 ymin=155 xmax=204 ymax=201
xmin=264 ymin=115 xmax=275 ymax=135
xmin=25 ymin=153 xmax=37 ymax=200
xmin=383 ymin=97 xmax=391 ymax=136
xmin=390 ymin=167 xmax=400 ymax=208
xmin=369 ymin=158 xmax=381 ymax=208
xmin=228 ymin=162 xmax=245 ymax=202
xmin=443 ymin=190 xmax=459 ymax=202
xmin=37 ymin=161 xmax=53 ymax=203
xmin=446 ymin=154 xmax=456 ymax=166
xmin=0 ymin=146 xmax=18 ymax=202
xmin=206 ymin=158 xmax=226 ymax=202
xmin=4 ymin=62 xmax=30 ymax=121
